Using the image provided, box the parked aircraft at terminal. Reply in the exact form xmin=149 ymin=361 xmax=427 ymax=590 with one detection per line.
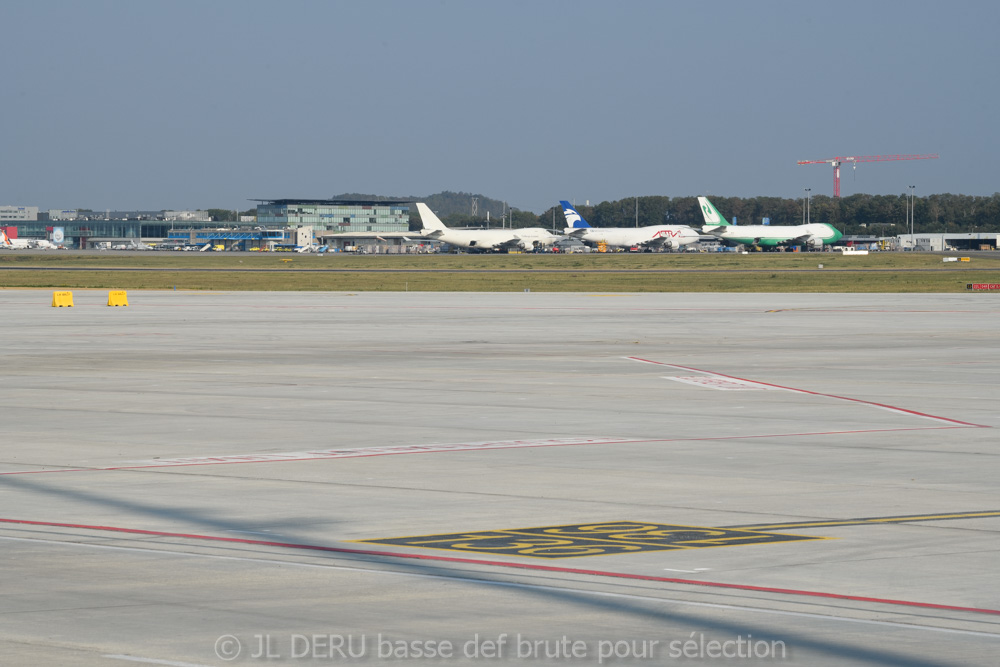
xmin=698 ymin=196 xmax=842 ymax=249
xmin=560 ymin=201 xmax=700 ymax=250
xmin=416 ymin=202 xmax=562 ymax=251
xmin=1 ymin=230 xmax=56 ymax=249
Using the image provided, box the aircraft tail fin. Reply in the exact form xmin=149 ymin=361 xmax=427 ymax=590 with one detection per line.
xmin=415 ymin=203 xmax=448 ymax=232
xmin=698 ymin=197 xmax=730 ymax=227
xmin=0 ymin=230 xmax=11 ymax=247
xmin=560 ymin=201 xmax=591 ymax=229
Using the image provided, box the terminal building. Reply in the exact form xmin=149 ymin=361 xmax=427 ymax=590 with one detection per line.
xmin=253 ymin=198 xmax=423 ymax=252
xmin=162 ymin=199 xmax=422 ymax=252
xmin=0 ymin=200 xmax=424 ymax=251
xmin=254 ymin=198 xmax=410 ymax=232
xmin=1 ymin=209 xmax=204 ymax=248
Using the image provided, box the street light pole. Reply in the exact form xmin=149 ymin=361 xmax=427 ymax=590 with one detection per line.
xmin=806 ymin=188 xmax=812 ymax=224
xmin=909 ymin=186 xmax=915 ymax=236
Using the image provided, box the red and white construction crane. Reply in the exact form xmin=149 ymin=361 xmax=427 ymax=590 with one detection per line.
xmin=797 ymin=154 xmax=939 ymax=197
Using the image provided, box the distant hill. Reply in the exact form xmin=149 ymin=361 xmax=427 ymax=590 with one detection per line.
xmin=419 ymin=192 xmax=513 ymax=220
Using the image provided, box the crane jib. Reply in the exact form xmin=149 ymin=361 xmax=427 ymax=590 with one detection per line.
xmin=796 ymin=154 xmax=939 ymax=197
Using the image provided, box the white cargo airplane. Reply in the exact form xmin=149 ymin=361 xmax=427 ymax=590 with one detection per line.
xmin=560 ymin=201 xmax=700 ymax=250
xmin=416 ymin=202 xmax=562 ymax=252
xmin=1 ymin=230 xmax=56 ymax=249
xmin=698 ymin=196 xmax=842 ymax=249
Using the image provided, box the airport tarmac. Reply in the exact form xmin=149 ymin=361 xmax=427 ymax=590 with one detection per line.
xmin=1 ymin=289 xmax=998 ymax=666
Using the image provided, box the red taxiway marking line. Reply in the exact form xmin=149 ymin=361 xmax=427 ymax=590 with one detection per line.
xmin=2 ymin=516 xmax=998 ymax=618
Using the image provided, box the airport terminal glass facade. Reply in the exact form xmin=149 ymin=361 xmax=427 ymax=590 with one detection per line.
xmin=2 ymin=220 xmax=164 ymax=246
xmin=255 ymin=199 xmax=411 ymax=233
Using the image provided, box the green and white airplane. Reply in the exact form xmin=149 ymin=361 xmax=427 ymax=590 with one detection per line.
xmin=698 ymin=196 xmax=842 ymax=249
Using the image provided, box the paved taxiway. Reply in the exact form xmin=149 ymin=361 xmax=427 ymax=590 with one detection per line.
xmin=1 ymin=290 xmax=998 ymax=665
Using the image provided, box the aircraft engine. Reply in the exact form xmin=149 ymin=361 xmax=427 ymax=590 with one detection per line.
xmin=806 ymin=236 xmax=824 ymax=250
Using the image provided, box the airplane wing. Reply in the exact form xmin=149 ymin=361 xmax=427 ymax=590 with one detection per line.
xmin=494 ymin=236 xmax=524 ymax=250
xmin=639 ymin=235 xmax=689 ymax=250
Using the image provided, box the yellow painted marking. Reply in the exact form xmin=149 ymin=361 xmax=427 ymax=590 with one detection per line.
xmin=357 ymin=521 xmax=827 ymax=559
xmin=745 ymin=510 xmax=1000 ymax=531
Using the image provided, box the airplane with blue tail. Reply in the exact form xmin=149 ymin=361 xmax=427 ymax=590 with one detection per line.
xmin=560 ymin=201 xmax=699 ymax=251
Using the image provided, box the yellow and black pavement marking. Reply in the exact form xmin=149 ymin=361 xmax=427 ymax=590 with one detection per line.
xmin=360 ymin=511 xmax=1000 ymax=560
xmin=358 ymin=521 xmax=825 ymax=559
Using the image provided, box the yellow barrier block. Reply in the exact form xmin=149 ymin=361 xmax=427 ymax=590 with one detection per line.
xmin=108 ymin=290 xmax=129 ymax=307
xmin=52 ymin=291 xmax=74 ymax=307
xmin=960 ymin=257 xmax=971 ymax=262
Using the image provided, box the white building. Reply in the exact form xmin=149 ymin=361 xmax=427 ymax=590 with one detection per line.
xmin=0 ymin=206 xmax=39 ymax=221
xmin=49 ymin=209 xmax=79 ymax=221
xmin=163 ymin=210 xmax=212 ymax=221
xmin=292 ymin=226 xmax=314 ymax=246
xmin=896 ymin=233 xmax=998 ymax=251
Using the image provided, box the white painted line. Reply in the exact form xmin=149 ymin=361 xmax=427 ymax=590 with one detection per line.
xmin=104 ymin=656 xmax=213 ymax=667
xmin=665 ymin=375 xmax=784 ymax=391
xmin=121 ymin=437 xmax=631 ymax=468
xmin=663 ymin=567 xmax=712 ymax=573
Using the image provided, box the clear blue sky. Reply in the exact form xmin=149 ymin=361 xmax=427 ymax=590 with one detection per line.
xmin=2 ymin=0 xmax=997 ymax=213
